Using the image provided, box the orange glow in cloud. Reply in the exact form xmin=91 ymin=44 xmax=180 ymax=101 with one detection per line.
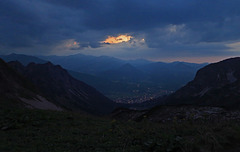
xmin=65 ymin=40 xmax=79 ymax=48
xmin=102 ymin=35 xmax=132 ymax=44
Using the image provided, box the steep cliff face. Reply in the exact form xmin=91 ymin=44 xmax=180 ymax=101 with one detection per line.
xmin=9 ymin=61 xmax=116 ymax=114
xmin=0 ymin=59 xmax=60 ymax=110
xmin=0 ymin=59 xmax=35 ymax=101
xmin=165 ymin=57 xmax=240 ymax=108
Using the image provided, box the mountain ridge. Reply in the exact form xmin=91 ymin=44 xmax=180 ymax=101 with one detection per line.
xmin=0 ymin=58 xmax=61 ymax=111
xmin=154 ymin=57 xmax=240 ymax=109
xmin=112 ymin=57 xmax=240 ymax=122
xmin=1 ymin=59 xmax=117 ymax=114
xmin=16 ymin=61 xmax=116 ymax=114
xmin=0 ymin=53 xmax=207 ymax=103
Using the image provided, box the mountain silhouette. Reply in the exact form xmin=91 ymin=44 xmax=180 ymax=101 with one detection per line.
xmin=7 ymin=61 xmax=116 ymax=114
xmin=164 ymin=57 xmax=240 ymax=108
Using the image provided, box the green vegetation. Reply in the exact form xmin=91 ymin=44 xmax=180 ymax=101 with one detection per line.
xmin=1 ymin=108 xmax=240 ymax=152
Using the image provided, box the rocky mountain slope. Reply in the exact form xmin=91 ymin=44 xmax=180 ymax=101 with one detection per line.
xmin=0 ymin=59 xmax=61 ymax=110
xmin=113 ymin=57 xmax=240 ymax=122
xmin=165 ymin=57 xmax=240 ymax=108
xmin=8 ymin=61 xmax=116 ymax=114
xmin=0 ymin=53 xmax=207 ymax=103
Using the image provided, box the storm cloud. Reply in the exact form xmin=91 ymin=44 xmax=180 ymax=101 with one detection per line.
xmin=1 ymin=0 xmax=240 ymax=62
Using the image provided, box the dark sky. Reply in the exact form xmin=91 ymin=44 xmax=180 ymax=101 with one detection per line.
xmin=1 ymin=0 xmax=240 ymax=62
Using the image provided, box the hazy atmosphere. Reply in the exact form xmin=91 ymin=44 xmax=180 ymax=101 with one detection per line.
xmin=1 ymin=0 xmax=240 ymax=62
xmin=2 ymin=1 xmax=240 ymax=151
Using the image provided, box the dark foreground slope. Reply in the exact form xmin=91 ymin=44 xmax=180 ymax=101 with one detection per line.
xmin=9 ymin=61 xmax=116 ymax=114
xmin=1 ymin=108 xmax=240 ymax=152
xmin=165 ymin=57 xmax=240 ymax=108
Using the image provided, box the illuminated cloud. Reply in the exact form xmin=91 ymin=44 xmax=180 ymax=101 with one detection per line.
xmin=65 ymin=40 xmax=80 ymax=49
xmin=102 ymin=35 xmax=132 ymax=44
xmin=1 ymin=0 xmax=240 ymax=62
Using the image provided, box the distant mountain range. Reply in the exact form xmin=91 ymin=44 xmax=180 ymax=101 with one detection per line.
xmin=138 ymin=61 xmax=207 ymax=90
xmin=38 ymin=54 xmax=207 ymax=90
xmin=0 ymin=53 xmax=47 ymax=65
xmin=0 ymin=58 xmax=116 ymax=114
xmin=2 ymin=53 xmax=240 ymax=118
xmin=38 ymin=54 xmax=126 ymax=74
xmin=113 ymin=57 xmax=240 ymax=121
xmin=38 ymin=54 xmax=154 ymax=74
xmin=0 ymin=53 xmax=207 ymax=103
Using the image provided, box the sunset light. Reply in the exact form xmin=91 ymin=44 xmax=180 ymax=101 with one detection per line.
xmin=2 ymin=1 xmax=240 ymax=151
xmin=102 ymin=35 xmax=132 ymax=44
xmin=64 ymin=39 xmax=80 ymax=49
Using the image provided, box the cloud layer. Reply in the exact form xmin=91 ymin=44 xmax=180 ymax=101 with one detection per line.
xmin=1 ymin=0 xmax=240 ymax=62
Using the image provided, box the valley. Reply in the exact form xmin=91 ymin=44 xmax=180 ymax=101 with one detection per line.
xmin=1 ymin=54 xmax=240 ymax=151
xmin=0 ymin=53 xmax=206 ymax=104
xmin=2 ymin=1 xmax=240 ymax=151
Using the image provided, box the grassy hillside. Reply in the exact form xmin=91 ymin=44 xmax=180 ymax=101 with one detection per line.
xmin=1 ymin=108 xmax=240 ymax=152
